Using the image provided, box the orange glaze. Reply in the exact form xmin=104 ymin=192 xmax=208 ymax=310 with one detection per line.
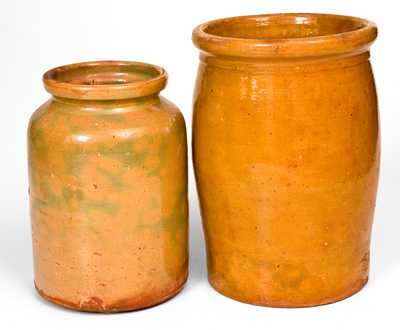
xmin=192 ymin=13 xmax=379 ymax=307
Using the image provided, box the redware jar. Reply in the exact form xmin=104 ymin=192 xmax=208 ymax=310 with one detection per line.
xmin=192 ymin=13 xmax=379 ymax=307
xmin=28 ymin=61 xmax=188 ymax=312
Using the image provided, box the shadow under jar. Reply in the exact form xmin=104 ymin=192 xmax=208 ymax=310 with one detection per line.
xmin=192 ymin=13 xmax=379 ymax=307
xmin=28 ymin=61 xmax=188 ymax=312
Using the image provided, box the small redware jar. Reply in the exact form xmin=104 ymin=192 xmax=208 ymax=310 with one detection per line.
xmin=28 ymin=61 xmax=188 ymax=312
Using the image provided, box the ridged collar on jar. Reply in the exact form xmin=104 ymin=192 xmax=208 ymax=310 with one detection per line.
xmin=192 ymin=13 xmax=377 ymax=59
xmin=43 ymin=61 xmax=167 ymax=100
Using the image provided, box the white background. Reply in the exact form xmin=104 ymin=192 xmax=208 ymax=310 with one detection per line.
xmin=0 ymin=0 xmax=399 ymax=329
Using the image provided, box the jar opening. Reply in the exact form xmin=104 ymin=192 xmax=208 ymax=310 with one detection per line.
xmin=43 ymin=61 xmax=167 ymax=100
xmin=204 ymin=15 xmax=367 ymax=39
xmin=193 ymin=13 xmax=377 ymax=59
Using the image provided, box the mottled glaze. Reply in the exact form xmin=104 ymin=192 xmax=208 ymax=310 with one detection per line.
xmin=28 ymin=61 xmax=188 ymax=312
xmin=192 ymin=14 xmax=379 ymax=307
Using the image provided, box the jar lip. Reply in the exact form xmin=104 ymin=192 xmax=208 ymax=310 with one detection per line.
xmin=43 ymin=61 xmax=167 ymax=100
xmin=192 ymin=13 xmax=377 ymax=59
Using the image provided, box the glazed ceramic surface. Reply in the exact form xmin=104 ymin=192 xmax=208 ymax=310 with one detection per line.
xmin=28 ymin=61 xmax=188 ymax=312
xmin=192 ymin=14 xmax=379 ymax=307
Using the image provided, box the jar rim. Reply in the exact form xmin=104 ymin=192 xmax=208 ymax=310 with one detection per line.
xmin=43 ymin=61 xmax=167 ymax=100
xmin=192 ymin=13 xmax=377 ymax=59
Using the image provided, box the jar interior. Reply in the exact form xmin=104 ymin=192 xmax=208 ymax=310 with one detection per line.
xmin=204 ymin=14 xmax=367 ymax=40
xmin=49 ymin=63 xmax=161 ymax=86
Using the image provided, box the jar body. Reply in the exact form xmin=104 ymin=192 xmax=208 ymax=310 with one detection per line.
xmin=193 ymin=53 xmax=379 ymax=306
xmin=28 ymin=95 xmax=188 ymax=312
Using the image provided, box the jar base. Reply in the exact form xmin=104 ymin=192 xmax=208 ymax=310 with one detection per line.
xmin=208 ymin=276 xmax=368 ymax=308
xmin=34 ymin=275 xmax=187 ymax=313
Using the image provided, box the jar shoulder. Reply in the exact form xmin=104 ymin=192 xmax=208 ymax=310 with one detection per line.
xmin=28 ymin=96 xmax=186 ymax=147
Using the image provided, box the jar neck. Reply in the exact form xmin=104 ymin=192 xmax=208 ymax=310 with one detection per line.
xmin=50 ymin=94 xmax=161 ymax=114
xmin=199 ymin=51 xmax=371 ymax=73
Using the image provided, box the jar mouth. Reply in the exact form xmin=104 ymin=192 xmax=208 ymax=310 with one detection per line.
xmin=192 ymin=13 xmax=377 ymax=59
xmin=43 ymin=61 xmax=167 ymax=100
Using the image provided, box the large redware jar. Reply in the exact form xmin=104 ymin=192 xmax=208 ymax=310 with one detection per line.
xmin=28 ymin=61 xmax=188 ymax=312
xmin=192 ymin=14 xmax=379 ymax=307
